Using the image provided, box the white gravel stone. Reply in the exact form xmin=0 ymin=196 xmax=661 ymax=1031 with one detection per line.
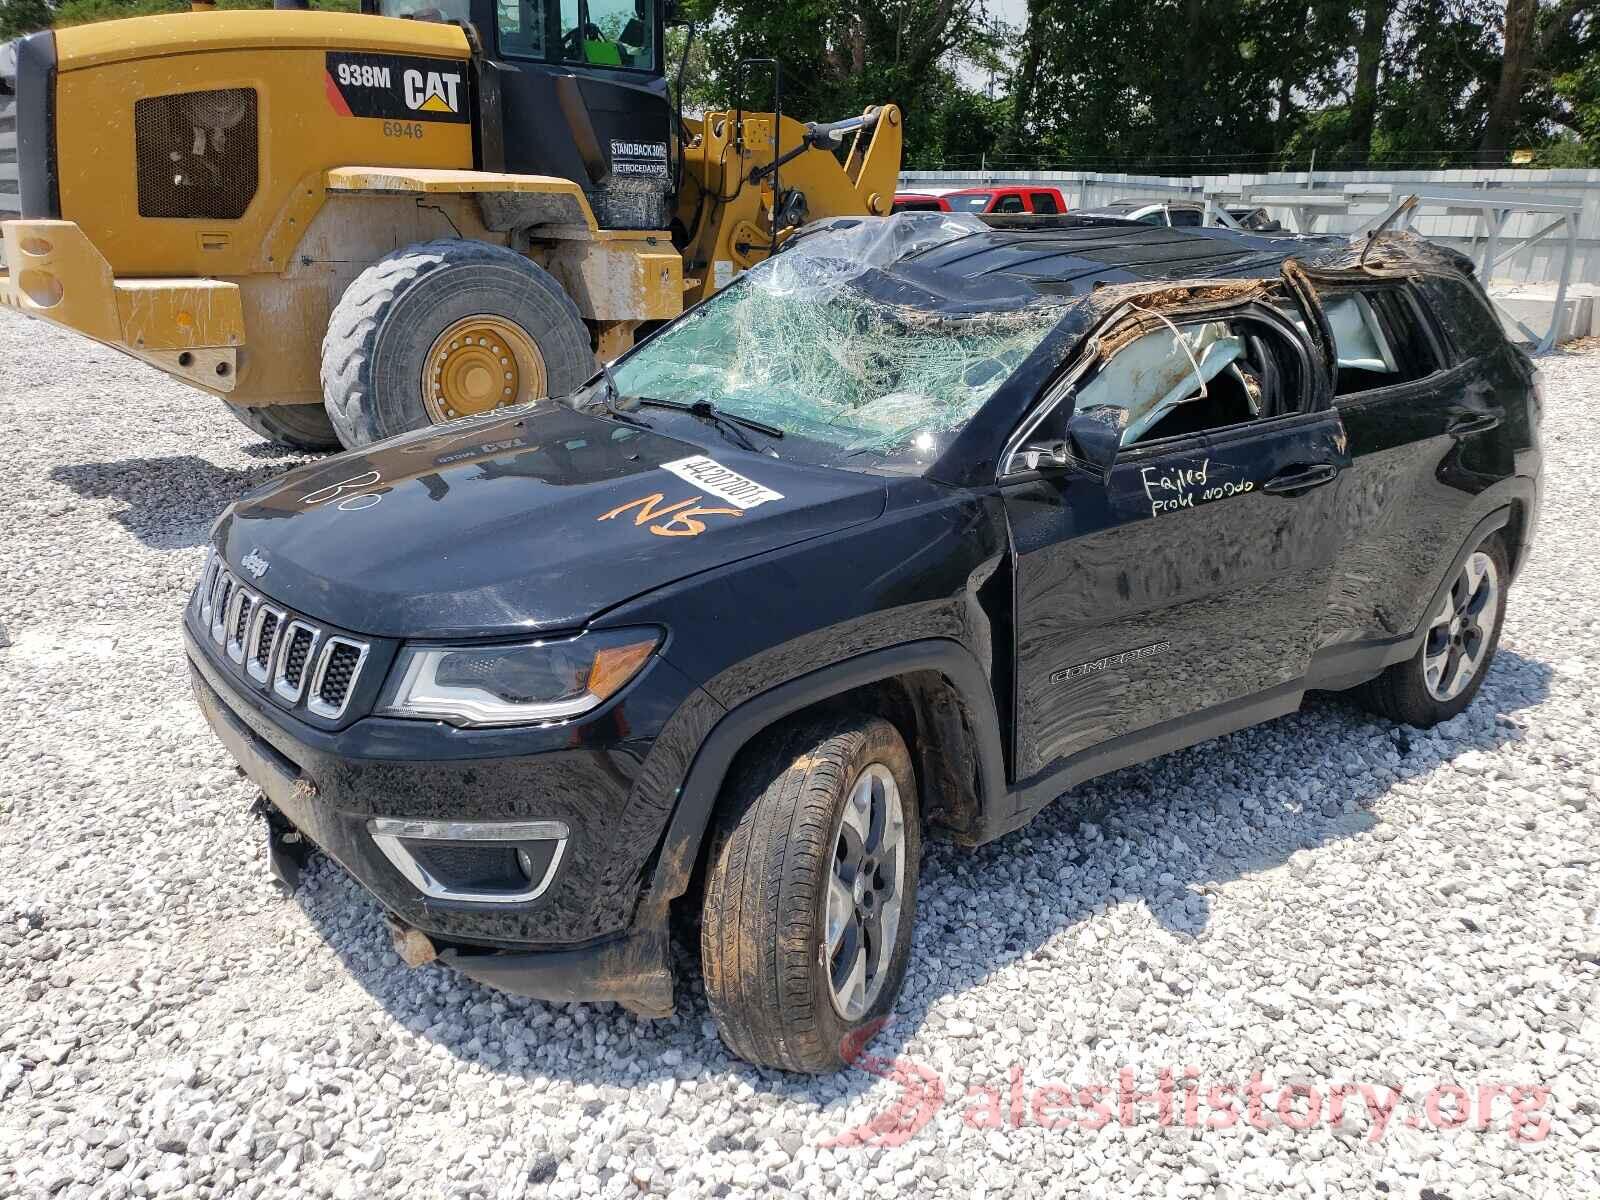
xmin=2 ymin=313 xmax=1599 ymax=1198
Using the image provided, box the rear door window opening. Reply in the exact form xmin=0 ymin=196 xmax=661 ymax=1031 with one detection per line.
xmin=1280 ymin=287 xmax=1444 ymax=397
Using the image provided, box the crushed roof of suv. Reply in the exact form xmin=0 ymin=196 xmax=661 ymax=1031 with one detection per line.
xmin=904 ymin=223 xmax=1328 ymax=289
xmin=783 ymin=215 xmax=1467 ymax=318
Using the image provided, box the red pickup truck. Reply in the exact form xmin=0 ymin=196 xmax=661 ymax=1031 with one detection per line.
xmin=890 ymin=192 xmax=952 ymax=213
xmin=942 ymin=185 xmax=1068 ymax=215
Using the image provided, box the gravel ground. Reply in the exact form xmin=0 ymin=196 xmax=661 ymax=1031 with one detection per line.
xmin=2 ymin=309 xmax=1598 ymax=1200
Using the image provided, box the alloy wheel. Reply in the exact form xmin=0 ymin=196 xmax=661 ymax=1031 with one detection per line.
xmin=1423 ymin=550 xmax=1500 ymax=701
xmin=826 ymin=763 xmax=907 ymax=1021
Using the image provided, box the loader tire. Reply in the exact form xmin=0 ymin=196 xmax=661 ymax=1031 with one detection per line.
xmin=320 ymin=239 xmax=594 ymax=448
xmin=227 ymin=402 xmax=342 ymax=452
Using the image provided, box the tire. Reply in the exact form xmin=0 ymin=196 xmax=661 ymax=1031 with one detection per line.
xmin=1354 ymin=532 xmax=1509 ymax=727
xmin=320 ymin=239 xmax=594 ymax=448
xmin=701 ymin=714 xmax=921 ymax=1073
xmin=226 ymin=402 xmax=342 ymax=452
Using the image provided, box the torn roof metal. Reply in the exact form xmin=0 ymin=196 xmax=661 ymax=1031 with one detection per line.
xmin=762 ymin=217 xmax=1475 ymax=487
xmin=785 ymin=214 xmax=1469 ymax=315
xmin=898 ymin=224 xmax=1340 ymax=294
xmin=687 ymin=215 xmax=1479 ymax=487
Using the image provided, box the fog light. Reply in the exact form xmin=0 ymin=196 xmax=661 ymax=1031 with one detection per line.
xmin=368 ymin=817 xmax=569 ymax=904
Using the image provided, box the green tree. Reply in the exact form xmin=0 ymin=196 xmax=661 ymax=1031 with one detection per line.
xmin=684 ymin=0 xmax=998 ymax=160
xmin=0 ymin=0 xmax=52 ymax=39
xmin=1340 ymin=0 xmax=1389 ymax=163
xmin=16 ymin=0 xmax=1595 ymax=173
xmin=910 ymin=69 xmax=1009 ymax=167
xmin=1552 ymin=55 xmax=1600 ymax=151
xmin=1371 ymin=0 xmax=1500 ymax=165
xmin=1480 ymin=0 xmax=1593 ymax=161
xmin=1010 ymin=0 xmax=1592 ymax=171
xmin=1005 ymin=0 xmax=1339 ymax=169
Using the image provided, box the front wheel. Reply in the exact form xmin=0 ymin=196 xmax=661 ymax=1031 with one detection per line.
xmin=1355 ymin=532 xmax=1509 ymax=726
xmin=320 ymin=239 xmax=595 ymax=448
xmin=701 ymin=715 xmax=920 ymax=1073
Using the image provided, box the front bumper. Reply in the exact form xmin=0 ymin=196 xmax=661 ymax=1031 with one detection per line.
xmin=186 ymin=622 xmax=702 ymax=1016
xmin=0 ymin=219 xmax=243 ymax=388
xmin=437 ymin=931 xmax=673 ymax=1017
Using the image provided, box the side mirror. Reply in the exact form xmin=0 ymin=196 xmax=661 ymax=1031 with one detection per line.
xmin=1064 ymin=405 xmax=1125 ymax=480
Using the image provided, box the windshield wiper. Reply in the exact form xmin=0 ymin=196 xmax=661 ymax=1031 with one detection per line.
xmin=633 ymin=397 xmax=785 ymax=452
xmin=580 ymin=363 xmax=653 ymax=429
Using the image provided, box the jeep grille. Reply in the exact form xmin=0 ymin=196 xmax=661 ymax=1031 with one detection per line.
xmin=308 ymin=639 xmax=368 ymax=720
xmin=192 ymin=550 xmax=369 ymax=721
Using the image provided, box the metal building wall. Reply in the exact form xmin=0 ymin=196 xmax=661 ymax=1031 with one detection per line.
xmin=900 ymin=169 xmax=1600 ymax=288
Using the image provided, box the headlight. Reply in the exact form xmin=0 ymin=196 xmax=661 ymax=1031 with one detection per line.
xmin=377 ymin=628 xmax=661 ymax=727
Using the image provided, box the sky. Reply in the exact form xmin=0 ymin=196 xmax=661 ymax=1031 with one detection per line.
xmin=990 ymin=0 xmax=1027 ymax=25
xmin=960 ymin=0 xmax=1027 ymax=92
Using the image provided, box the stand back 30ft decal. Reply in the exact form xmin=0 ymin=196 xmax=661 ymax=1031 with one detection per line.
xmin=325 ymin=53 xmax=470 ymax=124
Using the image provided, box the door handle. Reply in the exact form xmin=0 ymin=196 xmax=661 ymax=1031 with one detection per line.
xmin=1261 ymin=463 xmax=1339 ymax=494
xmin=1448 ymin=411 xmax=1501 ymax=438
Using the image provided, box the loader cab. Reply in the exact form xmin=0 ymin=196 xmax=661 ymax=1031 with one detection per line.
xmin=363 ymin=0 xmax=673 ymax=230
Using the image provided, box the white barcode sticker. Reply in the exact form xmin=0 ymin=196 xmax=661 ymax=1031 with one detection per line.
xmin=660 ymin=456 xmax=783 ymax=510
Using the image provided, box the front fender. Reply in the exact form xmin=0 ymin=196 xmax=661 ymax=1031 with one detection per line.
xmin=600 ymin=481 xmax=1016 ymax=929
xmin=638 ymin=638 xmax=1010 ymax=920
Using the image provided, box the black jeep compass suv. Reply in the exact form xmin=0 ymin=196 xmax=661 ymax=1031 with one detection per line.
xmin=186 ymin=215 xmax=1541 ymax=1072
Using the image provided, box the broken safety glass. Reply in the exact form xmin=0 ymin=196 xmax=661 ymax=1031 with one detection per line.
xmin=608 ymin=214 xmax=1067 ymax=472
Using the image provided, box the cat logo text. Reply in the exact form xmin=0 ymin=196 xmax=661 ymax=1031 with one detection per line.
xmin=404 ymin=70 xmax=462 ymax=115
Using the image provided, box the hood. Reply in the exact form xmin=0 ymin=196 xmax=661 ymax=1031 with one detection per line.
xmin=216 ymin=404 xmax=887 ymax=639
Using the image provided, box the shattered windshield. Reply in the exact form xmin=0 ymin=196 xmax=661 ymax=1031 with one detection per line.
xmin=608 ymin=214 xmax=1067 ymax=472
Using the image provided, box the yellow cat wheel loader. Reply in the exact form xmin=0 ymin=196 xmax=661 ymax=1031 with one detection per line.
xmin=0 ymin=4 xmax=900 ymax=449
